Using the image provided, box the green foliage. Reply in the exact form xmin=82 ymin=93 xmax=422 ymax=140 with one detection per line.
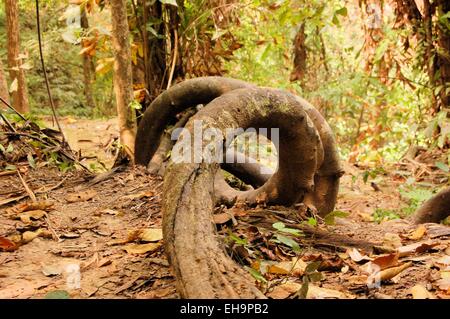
xmin=399 ymin=186 xmax=434 ymax=215
xmin=271 ymin=222 xmax=302 ymax=253
xmin=272 ymin=222 xmax=303 ymax=236
xmin=222 ymin=0 xmax=440 ymax=163
xmin=372 ymin=208 xmax=400 ymax=223
xmin=245 ymin=266 xmax=267 ymax=283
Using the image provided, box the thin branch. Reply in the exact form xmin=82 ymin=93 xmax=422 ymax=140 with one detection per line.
xmin=0 ymin=96 xmax=27 ymax=121
xmin=166 ymin=29 xmax=178 ymax=90
xmin=0 ymin=112 xmax=16 ymax=132
xmin=17 ymin=171 xmax=37 ymax=202
xmin=35 ymin=0 xmax=66 ymax=144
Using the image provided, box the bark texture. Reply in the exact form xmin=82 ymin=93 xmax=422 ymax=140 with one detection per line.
xmin=5 ymin=0 xmax=29 ymax=113
xmin=80 ymin=11 xmax=96 ymax=109
xmin=414 ymin=187 xmax=450 ymax=224
xmin=110 ymin=0 xmax=137 ymax=159
xmin=163 ymin=88 xmax=327 ymax=298
xmin=0 ymin=59 xmax=9 ymax=106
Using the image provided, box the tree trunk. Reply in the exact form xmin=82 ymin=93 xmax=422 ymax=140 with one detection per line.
xmin=110 ymin=0 xmax=137 ymax=160
xmin=436 ymin=1 xmax=450 ymax=111
xmin=5 ymin=0 xmax=29 ymax=113
xmin=290 ymin=23 xmax=307 ymax=83
xmin=80 ymin=10 xmax=96 ymax=109
xmin=0 ymin=59 xmax=9 ymax=107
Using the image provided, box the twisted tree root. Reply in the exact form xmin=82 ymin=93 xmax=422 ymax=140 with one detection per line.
xmin=135 ymin=76 xmax=342 ymax=216
xmin=135 ymin=76 xmax=256 ymax=166
xmin=163 ymin=88 xmax=326 ymax=298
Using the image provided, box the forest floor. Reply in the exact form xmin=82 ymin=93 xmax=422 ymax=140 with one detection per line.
xmin=0 ymin=117 xmax=449 ymax=299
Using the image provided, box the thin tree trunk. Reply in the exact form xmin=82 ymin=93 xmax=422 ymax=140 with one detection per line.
xmin=0 ymin=59 xmax=9 ymax=107
xmin=290 ymin=23 xmax=307 ymax=83
xmin=110 ymin=0 xmax=137 ymax=160
xmin=437 ymin=1 xmax=450 ymax=111
xmin=5 ymin=0 xmax=29 ymax=113
xmin=80 ymin=11 xmax=96 ymax=109
xmin=423 ymin=0 xmax=437 ymax=111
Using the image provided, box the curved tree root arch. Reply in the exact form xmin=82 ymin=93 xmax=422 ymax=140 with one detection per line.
xmin=136 ymin=76 xmax=343 ymax=216
xmin=163 ymin=88 xmax=337 ymax=298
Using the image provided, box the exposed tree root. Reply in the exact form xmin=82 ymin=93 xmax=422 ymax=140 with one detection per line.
xmin=135 ymin=76 xmax=256 ymax=166
xmin=148 ymin=108 xmax=196 ymax=175
xmin=163 ymin=88 xmax=330 ymax=298
xmin=135 ymin=77 xmax=342 ymax=216
xmin=413 ymin=187 xmax=450 ymax=224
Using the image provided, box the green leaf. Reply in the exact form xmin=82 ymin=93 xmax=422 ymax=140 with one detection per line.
xmin=307 ymin=217 xmax=317 ymax=226
xmin=159 ymin=0 xmax=178 ymax=7
xmin=399 ymin=188 xmax=433 ymax=203
xmin=228 ymin=232 xmax=247 ymax=246
xmin=245 ymin=266 xmax=267 ymax=283
xmin=336 ymin=7 xmax=348 ymax=16
xmin=374 ymin=40 xmax=389 ymax=62
xmin=27 ymin=153 xmax=36 ymax=169
xmin=308 ymin=271 xmax=323 ymax=282
xmin=272 ymin=222 xmax=285 ymax=230
xmin=297 ymin=279 xmax=309 ymax=299
xmin=129 ymin=100 xmax=142 ymax=110
xmin=435 ymin=161 xmax=449 ymax=173
xmin=305 ymin=261 xmax=321 ymax=273
xmin=272 ymin=222 xmax=303 ymax=236
xmin=332 ymin=14 xmax=340 ymax=26
xmin=6 ymin=143 xmax=14 ymax=153
xmin=276 ymin=234 xmax=301 ymax=253
xmin=45 ymin=290 xmax=70 ymax=299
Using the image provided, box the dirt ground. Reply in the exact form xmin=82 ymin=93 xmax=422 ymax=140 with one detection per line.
xmin=0 ymin=117 xmax=449 ymax=299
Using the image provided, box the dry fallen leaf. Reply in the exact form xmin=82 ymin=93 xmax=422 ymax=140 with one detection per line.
xmin=379 ymin=262 xmax=412 ymax=281
xmin=97 ymin=209 xmax=122 ymax=216
xmin=307 ymin=285 xmax=355 ymax=299
xmin=42 ymin=264 xmax=62 ymax=277
xmin=66 ymin=189 xmax=97 ymax=203
xmin=434 ymin=256 xmax=450 ymax=270
xmin=4 ymin=201 xmax=53 ymax=216
xmin=371 ymin=253 xmax=399 ymax=270
xmin=266 ymin=282 xmax=301 ymax=299
xmin=213 ymin=213 xmax=233 ymax=224
xmin=122 ymin=191 xmax=154 ymax=201
xmin=61 ymin=232 xmax=81 ymax=239
xmin=398 ymin=241 xmax=438 ymax=257
xmin=383 ymin=233 xmax=403 ymax=249
xmin=410 ymin=284 xmax=434 ymax=299
xmin=347 ymin=248 xmax=372 ymax=263
xmin=407 ymin=225 xmax=427 ymax=240
xmin=0 ymin=237 xmax=18 ymax=252
xmin=123 ymin=242 xmax=162 ymax=254
xmin=18 ymin=210 xmax=46 ymax=223
xmin=265 ymin=258 xmax=307 ymax=276
xmin=22 ymin=229 xmax=53 ymax=243
xmin=138 ymin=228 xmax=163 ymax=242
xmin=435 ymin=278 xmax=450 ymax=292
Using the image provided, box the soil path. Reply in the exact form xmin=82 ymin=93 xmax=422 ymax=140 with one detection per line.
xmin=0 ymin=118 xmax=449 ymax=299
